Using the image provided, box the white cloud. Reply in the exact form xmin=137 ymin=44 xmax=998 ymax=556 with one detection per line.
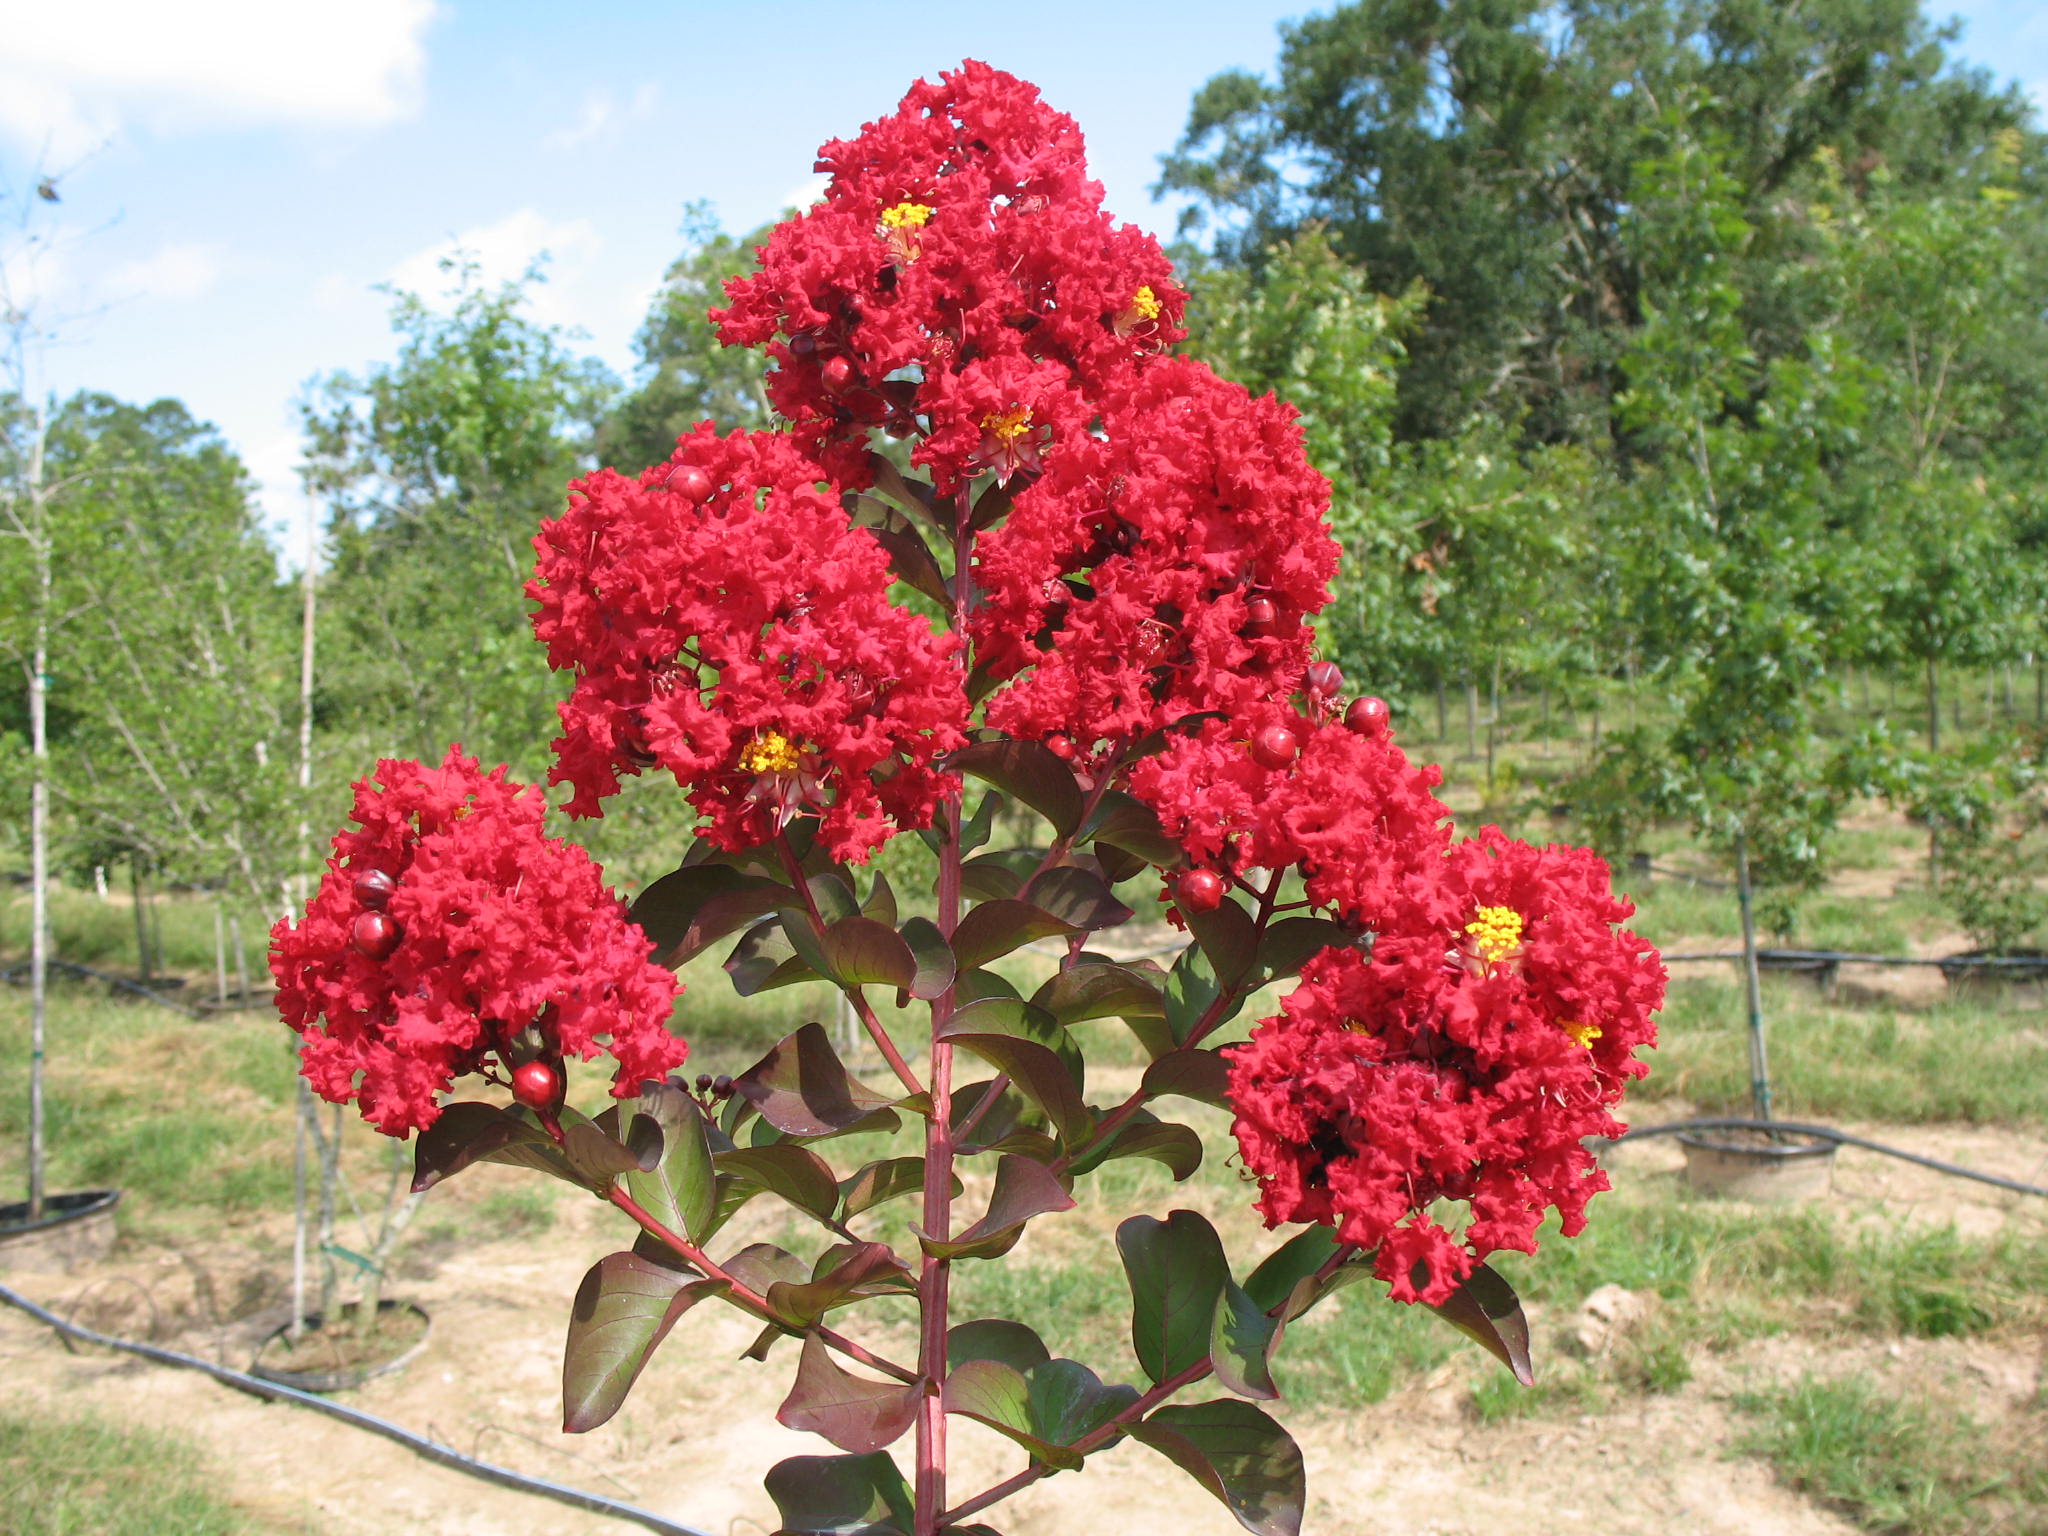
xmin=386 ymin=208 xmax=604 ymax=329
xmin=108 ymin=241 xmax=225 ymax=301
xmin=0 ymin=0 xmax=438 ymax=155
xmin=778 ymin=174 xmax=831 ymax=212
xmin=543 ymin=82 xmax=658 ymax=153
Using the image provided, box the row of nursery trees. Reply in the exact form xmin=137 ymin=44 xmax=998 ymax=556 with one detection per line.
xmin=6 ymin=0 xmax=2048 ymax=948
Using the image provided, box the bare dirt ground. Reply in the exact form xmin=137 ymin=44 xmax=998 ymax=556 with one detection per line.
xmin=6 ymin=1119 xmax=2044 ymax=1536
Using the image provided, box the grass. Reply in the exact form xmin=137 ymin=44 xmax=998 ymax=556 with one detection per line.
xmin=1739 ymin=1377 xmax=2048 ymax=1536
xmin=0 ymin=1406 xmax=295 ymax=1535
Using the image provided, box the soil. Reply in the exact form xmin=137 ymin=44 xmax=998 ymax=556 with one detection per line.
xmin=5 ymin=1123 xmax=2044 ymax=1536
xmin=253 ymin=1300 xmax=430 ymax=1379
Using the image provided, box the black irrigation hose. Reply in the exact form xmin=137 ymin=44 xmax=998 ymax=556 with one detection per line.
xmin=1 ymin=959 xmax=206 ymax=1016
xmin=0 ymin=1279 xmax=716 ymax=1536
xmin=1660 ymin=949 xmax=2048 ymax=968
xmin=1610 ymin=1117 xmax=2048 ymax=1199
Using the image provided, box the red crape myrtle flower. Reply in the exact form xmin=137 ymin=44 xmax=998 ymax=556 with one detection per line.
xmin=974 ymin=359 xmax=1338 ymax=753
xmin=271 ymin=750 xmax=684 ymax=1138
xmin=712 ymin=60 xmax=1185 ymax=492
xmin=529 ymin=425 xmax=967 ymax=862
xmin=1226 ymin=829 xmax=1664 ymax=1304
xmin=1130 ymin=696 xmax=1456 ymax=933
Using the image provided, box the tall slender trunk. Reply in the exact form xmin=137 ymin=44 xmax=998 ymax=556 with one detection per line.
xmin=25 ymin=405 xmax=49 ymax=1220
xmin=1735 ymin=831 xmax=1773 ymax=1124
xmin=1434 ymin=677 xmax=1447 ymax=743
xmin=1926 ymin=656 xmax=1940 ymax=752
xmin=1463 ymin=679 xmax=1479 ymax=760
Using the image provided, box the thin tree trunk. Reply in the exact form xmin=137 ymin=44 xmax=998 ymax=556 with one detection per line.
xmin=1735 ymin=831 xmax=1773 ymax=1124
xmin=25 ymin=405 xmax=49 ymax=1221
xmin=212 ymin=903 xmax=227 ymax=1005
xmin=1926 ymin=656 xmax=1941 ymax=752
xmin=1434 ymin=677 xmax=1447 ymax=744
xmin=231 ymin=916 xmax=249 ymax=1003
xmin=1540 ymin=688 xmax=1551 ymax=758
xmin=131 ymin=861 xmax=151 ymax=983
xmin=1464 ymin=679 xmax=1479 ymax=759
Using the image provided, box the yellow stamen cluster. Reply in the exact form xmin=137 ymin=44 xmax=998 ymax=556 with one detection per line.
xmin=1465 ymin=905 xmax=1524 ymax=965
xmin=1561 ymin=1019 xmax=1603 ymax=1050
xmin=1129 ymin=285 xmax=1162 ymax=321
xmin=880 ymin=201 xmax=933 ymax=230
xmin=738 ymin=731 xmax=803 ymax=775
xmin=983 ymin=405 xmax=1034 ymax=443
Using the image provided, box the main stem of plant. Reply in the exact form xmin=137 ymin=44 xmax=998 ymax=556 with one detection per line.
xmin=1734 ymin=828 xmax=1773 ymax=1124
xmin=25 ymin=402 xmax=49 ymax=1222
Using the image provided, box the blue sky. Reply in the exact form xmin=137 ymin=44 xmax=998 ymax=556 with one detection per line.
xmin=3 ymin=0 xmax=2043 ymax=549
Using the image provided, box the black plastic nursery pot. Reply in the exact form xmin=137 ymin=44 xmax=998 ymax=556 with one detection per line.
xmin=0 ymin=1190 xmax=121 ymax=1274
xmin=1678 ymin=1129 xmax=1836 ymax=1203
xmin=1937 ymin=949 xmax=2048 ymax=1005
xmin=250 ymin=1299 xmax=432 ymax=1393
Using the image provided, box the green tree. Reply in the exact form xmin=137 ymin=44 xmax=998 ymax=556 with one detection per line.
xmin=598 ymin=204 xmax=773 ymax=474
xmin=302 ymin=260 xmax=614 ymax=777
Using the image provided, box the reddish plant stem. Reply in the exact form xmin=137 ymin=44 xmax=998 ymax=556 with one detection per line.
xmin=1025 ymin=737 xmax=1130 ymax=888
xmin=606 ymin=1185 xmax=917 ymax=1384
xmin=772 ymin=831 xmax=923 ymax=1097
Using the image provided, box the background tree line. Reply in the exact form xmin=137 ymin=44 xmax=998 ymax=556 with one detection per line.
xmin=5 ymin=0 xmax=2045 ymax=942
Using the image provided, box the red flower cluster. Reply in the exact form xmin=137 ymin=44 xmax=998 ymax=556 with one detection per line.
xmin=712 ymin=60 xmax=1184 ymax=491
xmin=974 ymin=359 xmax=1339 ymax=749
xmin=270 ymin=751 xmax=684 ymax=1137
xmin=1130 ymin=695 xmax=1454 ymax=932
xmin=1225 ymin=829 xmax=1664 ymax=1303
xmin=529 ymin=425 xmax=967 ymax=862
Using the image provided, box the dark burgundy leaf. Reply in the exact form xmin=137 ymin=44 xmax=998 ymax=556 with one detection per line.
xmin=777 ymin=1334 xmax=918 ymax=1454
xmin=562 ymin=1251 xmax=722 ymax=1433
xmin=1128 ymin=1400 xmax=1304 ymax=1536
xmin=732 ymin=1022 xmax=896 ymax=1137
xmin=946 ymin=739 xmax=1084 ymax=836
xmin=764 ymin=1449 xmax=915 ymax=1536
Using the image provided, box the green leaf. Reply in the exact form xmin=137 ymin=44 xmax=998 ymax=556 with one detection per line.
xmin=721 ymin=1242 xmax=811 ymax=1298
xmin=1031 ymin=962 xmax=1165 ymax=1027
xmin=806 ymin=873 xmax=860 ymax=925
xmin=1185 ymin=896 xmax=1259 ymax=985
xmin=947 ymin=1319 xmax=1051 ymax=1373
xmin=813 ymin=915 xmax=916 ymax=990
xmin=959 ymin=790 xmax=1000 ymax=854
xmin=898 ymin=916 xmax=956 ymax=1001
xmin=1209 ymin=1281 xmax=1281 ymax=1401
xmin=1422 ymin=1261 xmax=1535 ymax=1386
xmin=937 ymin=1000 xmax=1087 ymax=1142
xmin=766 ymin=1242 xmax=917 ymax=1329
xmin=1026 ymin=1358 xmax=1142 ymax=1461
xmin=734 ymin=1023 xmax=896 ymax=1138
xmin=561 ymin=1113 xmax=644 ymax=1189
xmin=562 ymin=1251 xmax=722 ymax=1433
xmin=623 ymin=1081 xmax=716 ymax=1244
xmin=1067 ymin=1114 xmax=1203 ymax=1181
xmin=949 ymin=897 xmax=1078 ymax=972
xmin=1020 ymin=865 xmax=1134 ymax=932
xmin=411 ymin=1101 xmax=547 ymax=1192
xmin=1117 ymin=1210 xmax=1229 ymax=1385
xmin=627 ymin=865 xmax=786 ymax=967
xmin=1256 ymin=916 xmax=1354 ymax=981
xmin=947 ymin=740 xmax=1085 ymax=836
xmin=1127 ymin=1400 xmax=1304 ymax=1536
xmin=1081 ymin=791 xmax=1182 ymax=864
xmin=1242 ymin=1228 xmax=1341 ymax=1315
xmin=837 ymin=1157 xmax=935 ymax=1220
xmin=959 ymin=848 xmax=1038 ymax=901
xmin=942 ymin=1356 xmax=1140 ymax=1472
xmin=919 ymin=1153 xmax=1075 ymax=1260
xmin=763 ymin=1450 xmax=914 ymax=1536
xmin=860 ymin=872 xmax=897 ymax=926
xmin=1140 ymin=1047 xmax=1232 ymax=1108
xmin=726 ymin=920 xmax=824 ymax=995
xmin=1164 ymin=944 xmax=1225 ymax=1046
xmin=868 ymin=521 xmax=950 ymax=609
xmin=717 ymin=1143 xmax=842 ymax=1223
xmin=777 ymin=1334 xmax=918 ymax=1454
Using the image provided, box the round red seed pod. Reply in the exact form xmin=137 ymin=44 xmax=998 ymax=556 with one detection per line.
xmin=1304 ymin=660 xmax=1345 ymax=698
xmin=1345 ymin=696 xmax=1392 ymax=736
xmin=1242 ymin=596 xmax=1279 ymax=638
xmin=1045 ymin=733 xmax=1074 ymax=760
xmin=1176 ymin=868 xmax=1226 ymax=914
xmin=666 ymin=464 xmax=713 ymax=503
xmin=820 ymin=355 xmax=857 ymax=394
xmin=351 ymin=867 xmax=397 ymax=910
xmin=1250 ymin=725 xmax=1300 ymax=771
xmin=510 ymin=1058 xmax=563 ymax=1112
xmin=350 ymin=910 xmax=401 ymax=960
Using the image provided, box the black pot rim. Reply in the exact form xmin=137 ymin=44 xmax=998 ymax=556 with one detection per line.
xmin=0 ymin=1189 xmax=122 ymax=1237
xmin=1676 ymin=1130 xmax=1836 ymax=1161
xmin=249 ymin=1298 xmax=432 ymax=1392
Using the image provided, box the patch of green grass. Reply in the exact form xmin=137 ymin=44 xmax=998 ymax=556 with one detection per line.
xmin=1648 ymin=978 xmax=2048 ymax=1126
xmin=0 ymin=1405 xmax=288 ymax=1535
xmin=1738 ymin=1377 xmax=2048 ymax=1536
xmin=471 ymin=1181 xmax=558 ymax=1237
xmin=1466 ymin=1362 xmax=1599 ymax=1423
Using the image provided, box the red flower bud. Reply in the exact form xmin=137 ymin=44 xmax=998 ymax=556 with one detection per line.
xmin=820 ymin=355 xmax=857 ymax=394
xmin=510 ymin=1058 xmax=563 ymax=1112
xmin=1176 ymin=868 xmax=1226 ymax=914
xmin=1045 ymin=733 xmax=1075 ymax=760
xmin=351 ymin=868 xmax=397 ymax=910
xmin=1250 ymin=725 xmax=1300 ymax=771
xmin=1345 ymin=696 xmax=1391 ymax=736
xmin=1242 ymin=596 xmax=1278 ymax=639
xmin=1305 ymin=660 xmax=1345 ymax=698
xmin=350 ymin=910 xmax=401 ymax=960
xmin=666 ymin=464 xmax=714 ymax=503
